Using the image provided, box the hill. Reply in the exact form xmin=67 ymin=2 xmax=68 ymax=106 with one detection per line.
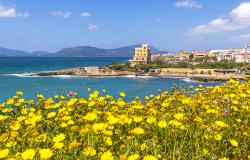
xmin=0 ymin=47 xmax=30 ymax=57
xmin=51 ymin=44 xmax=161 ymax=57
xmin=0 ymin=44 xmax=164 ymax=57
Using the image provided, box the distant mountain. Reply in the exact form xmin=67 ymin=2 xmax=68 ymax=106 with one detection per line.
xmin=54 ymin=46 xmax=113 ymax=57
xmin=0 ymin=44 xmax=164 ymax=57
xmin=0 ymin=47 xmax=30 ymax=57
xmin=51 ymin=44 xmax=161 ymax=57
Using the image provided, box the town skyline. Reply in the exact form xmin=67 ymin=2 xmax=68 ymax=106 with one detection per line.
xmin=0 ymin=0 xmax=250 ymax=52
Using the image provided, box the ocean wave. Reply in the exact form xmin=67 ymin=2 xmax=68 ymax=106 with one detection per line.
xmin=4 ymin=73 xmax=83 ymax=79
xmin=121 ymin=75 xmax=156 ymax=79
xmin=5 ymin=73 xmax=38 ymax=77
xmin=181 ymin=78 xmax=195 ymax=82
xmin=51 ymin=75 xmax=84 ymax=79
xmin=4 ymin=73 xmax=155 ymax=79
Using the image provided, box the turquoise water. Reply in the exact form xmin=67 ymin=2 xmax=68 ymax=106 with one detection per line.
xmin=0 ymin=57 xmax=221 ymax=101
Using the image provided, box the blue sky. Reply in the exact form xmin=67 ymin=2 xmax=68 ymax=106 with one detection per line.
xmin=0 ymin=0 xmax=250 ymax=52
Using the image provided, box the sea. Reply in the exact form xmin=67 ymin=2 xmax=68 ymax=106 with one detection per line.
xmin=0 ymin=57 xmax=221 ymax=102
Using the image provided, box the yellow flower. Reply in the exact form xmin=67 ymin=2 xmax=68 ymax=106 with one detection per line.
xmin=67 ymin=98 xmax=78 ymax=106
xmin=10 ymin=122 xmax=21 ymax=131
xmin=83 ymin=147 xmax=96 ymax=157
xmin=83 ymin=112 xmax=97 ymax=121
xmin=143 ymin=155 xmax=157 ymax=160
xmin=120 ymin=155 xmax=127 ymax=160
xmin=146 ymin=116 xmax=156 ymax=124
xmin=21 ymin=149 xmax=36 ymax=160
xmin=92 ymin=123 xmax=107 ymax=132
xmin=158 ymin=120 xmax=167 ymax=128
xmin=60 ymin=122 xmax=68 ymax=128
xmin=206 ymin=109 xmax=217 ymax=114
xmin=0 ymin=115 xmax=8 ymax=121
xmin=117 ymin=100 xmax=125 ymax=106
xmin=39 ymin=149 xmax=53 ymax=159
xmin=53 ymin=133 xmax=66 ymax=143
xmin=194 ymin=116 xmax=203 ymax=123
xmin=104 ymin=137 xmax=113 ymax=146
xmin=16 ymin=91 xmax=24 ymax=96
xmin=5 ymin=141 xmax=17 ymax=148
xmin=80 ymin=128 xmax=89 ymax=135
xmin=133 ymin=116 xmax=143 ymax=123
xmin=230 ymin=139 xmax=238 ymax=147
xmin=0 ymin=149 xmax=9 ymax=159
xmin=214 ymin=134 xmax=222 ymax=141
xmin=174 ymin=113 xmax=185 ymax=121
xmin=215 ymin=121 xmax=228 ymax=128
xmin=235 ymin=119 xmax=241 ymax=123
xmin=47 ymin=112 xmax=56 ymax=119
xmin=35 ymin=133 xmax=47 ymax=143
xmin=67 ymin=120 xmax=75 ymax=125
xmin=119 ymin=92 xmax=126 ymax=97
xmin=6 ymin=98 xmax=14 ymax=105
xmin=128 ymin=154 xmax=140 ymax=160
xmin=2 ymin=108 xmax=13 ymax=113
xmin=169 ymin=120 xmax=182 ymax=127
xmin=140 ymin=143 xmax=148 ymax=151
xmin=219 ymin=157 xmax=229 ymax=160
xmin=133 ymin=105 xmax=144 ymax=109
xmin=88 ymin=101 xmax=96 ymax=107
xmin=89 ymin=91 xmax=99 ymax=99
xmin=179 ymin=125 xmax=187 ymax=130
xmin=108 ymin=116 xmax=119 ymax=125
xmin=131 ymin=127 xmax=144 ymax=135
xmin=52 ymin=143 xmax=64 ymax=149
xmin=101 ymin=151 xmax=114 ymax=160
xmin=68 ymin=140 xmax=82 ymax=150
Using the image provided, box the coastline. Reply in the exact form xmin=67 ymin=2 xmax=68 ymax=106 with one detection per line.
xmin=30 ymin=66 xmax=249 ymax=82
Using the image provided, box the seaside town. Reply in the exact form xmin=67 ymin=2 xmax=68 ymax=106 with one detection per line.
xmin=130 ymin=44 xmax=250 ymax=66
xmin=34 ymin=43 xmax=250 ymax=82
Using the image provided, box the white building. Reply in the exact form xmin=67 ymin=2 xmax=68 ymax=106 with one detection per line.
xmin=209 ymin=49 xmax=233 ymax=61
xmin=234 ymin=53 xmax=245 ymax=63
xmin=245 ymin=44 xmax=250 ymax=54
xmin=209 ymin=48 xmax=248 ymax=62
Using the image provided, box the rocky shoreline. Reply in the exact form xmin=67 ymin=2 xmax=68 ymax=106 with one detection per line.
xmin=31 ymin=66 xmax=249 ymax=82
xmin=34 ymin=67 xmax=137 ymax=77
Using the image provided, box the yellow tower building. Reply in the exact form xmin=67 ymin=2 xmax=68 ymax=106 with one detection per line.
xmin=130 ymin=44 xmax=151 ymax=66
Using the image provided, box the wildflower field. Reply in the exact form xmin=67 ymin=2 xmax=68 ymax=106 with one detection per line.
xmin=0 ymin=79 xmax=250 ymax=160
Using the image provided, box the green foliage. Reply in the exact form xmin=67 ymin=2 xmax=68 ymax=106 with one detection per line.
xmin=107 ymin=61 xmax=250 ymax=73
xmin=194 ymin=61 xmax=250 ymax=70
xmin=107 ymin=62 xmax=135 ymax=71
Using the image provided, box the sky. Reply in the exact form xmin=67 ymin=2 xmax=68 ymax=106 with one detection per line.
xmin=0 ymin=0 xmax=250 ymax=52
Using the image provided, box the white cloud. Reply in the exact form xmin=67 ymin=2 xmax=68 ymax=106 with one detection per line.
xmin=87 ymin=23 xmax=99 ymax=30
xmin=190 ymin=18 xmax=238 ymax=34
xmin=80 ymin=12 xmax=92 ymax=17
xmin=231 ymin=2 xmax=250 ymax=26
xmin=0 ymin=4 xmax=29 ymax=18
xmin=175 ymin=0 xmax=202 ymax=9
xmin=189 ymin=2 xmax=250 ymax=35
xmin=50 ymin=11 xmax=71 ymax=19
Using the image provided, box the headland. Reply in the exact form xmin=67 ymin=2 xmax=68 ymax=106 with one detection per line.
xmin=32 ymin=66 xmax=249 ymax=82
